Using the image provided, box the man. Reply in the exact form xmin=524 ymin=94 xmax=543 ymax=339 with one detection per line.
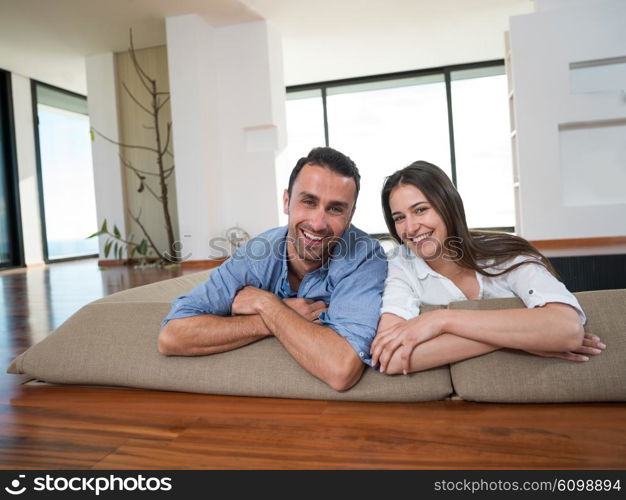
xmin=159 ymin=147 xmax=387 ymax=391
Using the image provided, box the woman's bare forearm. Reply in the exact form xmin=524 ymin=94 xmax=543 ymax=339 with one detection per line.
xmin=374 ymin=306 xmax=585 ymax=375
xmin=438 ymin=304 xmax=584 ymax=352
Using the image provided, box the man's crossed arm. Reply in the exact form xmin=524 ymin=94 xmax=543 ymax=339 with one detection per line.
xmin=158 ymin=287 xmax=364 ymax=391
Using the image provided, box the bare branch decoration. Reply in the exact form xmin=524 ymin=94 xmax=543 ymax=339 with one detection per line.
xmin=122 ymin=82 xmax=152 ymax=115
xmin=89 ymin=28 xmax=179 ymax=267
xmin=93 ymin=128 xmax=159 ymax=154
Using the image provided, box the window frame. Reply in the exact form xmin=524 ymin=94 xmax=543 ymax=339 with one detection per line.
xmin=0 ymin=68 xmax=25 ymax=269
xmin=31 ymin=80 xmax=98 ymax=264
xmin=285 ymin=59 xmax=514 ymax=234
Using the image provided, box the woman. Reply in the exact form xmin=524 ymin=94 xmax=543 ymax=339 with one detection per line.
xmin=371 ymin=161 xmax=604 ymax=375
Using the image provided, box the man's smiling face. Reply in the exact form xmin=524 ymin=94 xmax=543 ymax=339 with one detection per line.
xmin=283 ymin=163 xmax=357 ymax=269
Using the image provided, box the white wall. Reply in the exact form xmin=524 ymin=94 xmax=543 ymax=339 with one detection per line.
xmin=509 ymin=0 xmax=626 ymax=240
xmin=166 ymin=15 xmax=285 ymax=261
xmin=247 ymin=0 xmax=534 ymax=86
xmin=85 ymin=53 xmax=128 ymax=254
xmin=11 ymin=73 xmax=44 ymax=265
xmin=215 ymin=21 xmax=286 ymax=241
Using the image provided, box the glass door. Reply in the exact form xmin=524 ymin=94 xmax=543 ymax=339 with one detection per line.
xmin=33 ymin=82 xmax=98 ymax=262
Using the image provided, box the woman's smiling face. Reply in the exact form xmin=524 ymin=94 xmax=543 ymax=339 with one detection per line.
xmin=389 ymin=184 xmax=448 ymax=260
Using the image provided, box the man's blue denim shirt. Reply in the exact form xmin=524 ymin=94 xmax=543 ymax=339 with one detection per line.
xmin=162 ymin=225 xmax=388 ymax=366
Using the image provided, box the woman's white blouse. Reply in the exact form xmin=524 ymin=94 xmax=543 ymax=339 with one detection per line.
xmin=381 ymin=245 xmax=586 ymax=324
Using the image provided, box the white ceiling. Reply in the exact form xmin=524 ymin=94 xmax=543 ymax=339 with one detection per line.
xmin=0 ymin=0 xmax=534 ymax=94
xmin=0 ymin=0 xmax=261 ymax=93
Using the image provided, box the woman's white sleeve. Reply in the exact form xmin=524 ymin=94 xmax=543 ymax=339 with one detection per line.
xmin=505 ymin=258 xmax=587 ymax=324
xmin=380 ymin=257 xmax=421 ymax=320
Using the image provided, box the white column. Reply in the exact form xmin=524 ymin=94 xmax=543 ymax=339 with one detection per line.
xmin=11 ymin=73 xmax=44 ymax=266
xmin=215 ymin=21 xmax=285 ymax=239
xmin=85 ymin=53 xmax=127 ymax=256
xmin=166 ymin=15 xmax=223 ymax=261
xmin=166 ymin=15 xmax=286 ymax=261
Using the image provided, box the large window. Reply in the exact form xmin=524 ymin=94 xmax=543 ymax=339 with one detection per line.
xmin=450 ymin=67 xmax=514 ymax=229
xmin=326 ymin=75 xmax=451 ymax=233
xmin=276 ymin=61 xmax=514 ymax=233
xmin=33 ymin=83 xmax=98 ymax=261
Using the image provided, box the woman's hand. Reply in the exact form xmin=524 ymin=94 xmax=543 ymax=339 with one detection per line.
xmin=370 ymin=322 xmax=404 ymax=372
xmin=526 ymin=332 xmax=605 ymax=361
xmin=371 ymin=311 xmax=446 ymax=374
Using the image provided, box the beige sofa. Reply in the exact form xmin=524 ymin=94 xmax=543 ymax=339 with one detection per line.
xmin=7 ymin=271 xmax=626 ymax=402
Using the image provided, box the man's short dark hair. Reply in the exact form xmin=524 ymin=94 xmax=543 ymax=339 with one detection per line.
xmin=287 ymin=147 xmax=360 ymax=200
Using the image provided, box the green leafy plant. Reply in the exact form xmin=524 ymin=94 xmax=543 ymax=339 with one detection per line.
xmin=88 ymin=219 xmax=151 ymax=264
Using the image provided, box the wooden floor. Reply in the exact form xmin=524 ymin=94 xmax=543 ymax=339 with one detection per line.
xmin=1 ymin=259 xmax=625 ymax=469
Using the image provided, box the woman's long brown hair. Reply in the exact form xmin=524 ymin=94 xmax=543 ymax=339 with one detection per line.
xmin=381 ymin=161 xmax=558 ymax=278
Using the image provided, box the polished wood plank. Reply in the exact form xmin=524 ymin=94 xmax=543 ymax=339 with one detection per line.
xmin=180 ymin=258 xmax=228 ymax=269
xmin=531 ymin=236 xmax=626 ymax=249
xmin=531 ymin=237 xmax=626 ymax=257
xmin=98 ymin=257 xmax=227 ymax=269
xmin=1 ymin=259 xmax=625 ymax=469
xmin=0 ymin=388 xmax=204 ymax=469
xmin=92 ymin=400 xmax=626 ymax=470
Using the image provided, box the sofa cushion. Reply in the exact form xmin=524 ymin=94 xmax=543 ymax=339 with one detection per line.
xmin=449 ymin=290 xmax=626 ymax=402
xmin=7 ymin=276 xmax=452 ymax=402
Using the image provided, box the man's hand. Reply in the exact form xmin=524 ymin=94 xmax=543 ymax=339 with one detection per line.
xmin=526 ymin=332 xmax=605 ymax=361
xmin=232 ymin=286 xmax=278 ymax=315
xmin=283 ymin=298 xmax=327 ymax=323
